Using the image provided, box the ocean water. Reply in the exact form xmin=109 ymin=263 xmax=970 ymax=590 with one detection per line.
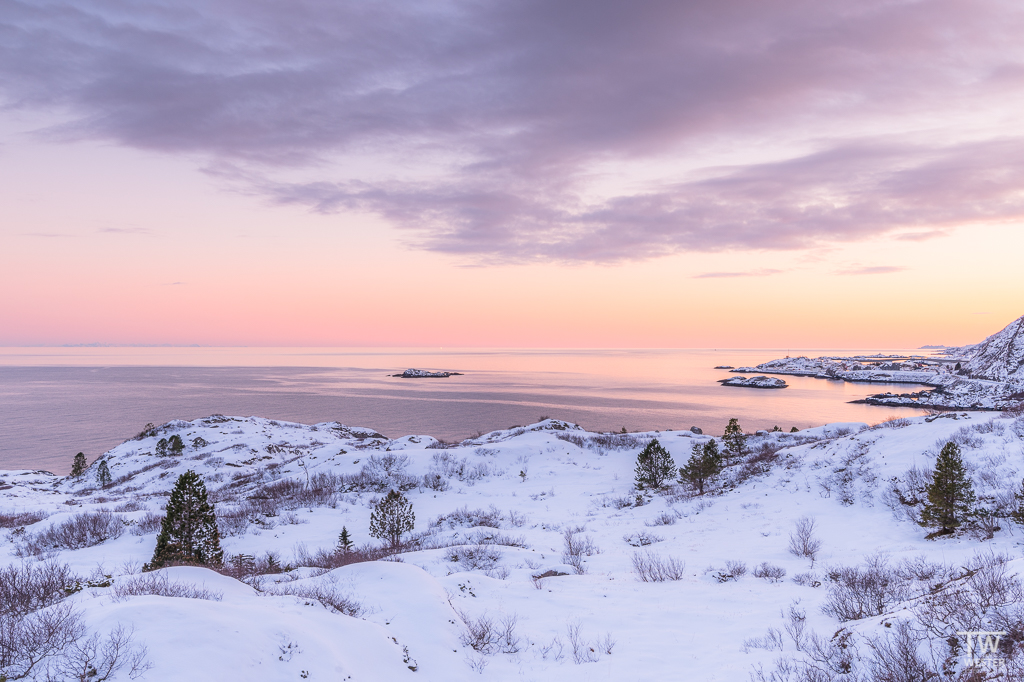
xmin=0 ymin=347 xmax=933 ymax=474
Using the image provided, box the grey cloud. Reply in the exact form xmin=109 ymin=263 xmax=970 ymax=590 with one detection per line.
xmin=3 ymin=0 xmax=1024 ymax=261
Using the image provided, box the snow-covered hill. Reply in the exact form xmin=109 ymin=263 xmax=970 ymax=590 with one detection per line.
xmin=964 ymin=315 xmax=1024 ymax=385
xmin=3 ymin=412 xmax=1024 ymax=680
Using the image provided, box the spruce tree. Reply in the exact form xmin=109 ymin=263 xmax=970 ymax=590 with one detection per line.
xmin=147 ymin=470 xmax=223 ymax=569
xmin=96 ymin=460 xmax=112 ymax=488
xmin=71 ymin=452 xmax=87 ymax=478
xmin=337 ymin=526 xmax=354 ymax=553
xmin=369 ymin=490 xmax=415 ymax=548
xmin=168 ymin=434 xmax=185 ymax=456
xmin=722 ymin=418 xmax=746 ymax=458
xmin=679 ymin=439 xmax=723 ymax=495
xmin=634 ymin=438 xmax=676 ymax=489
xmin=921 ymin=442 xmax=975 ymax=535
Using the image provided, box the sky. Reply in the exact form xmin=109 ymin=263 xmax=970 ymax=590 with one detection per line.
xmin=2 ymin=0 xmax=1023 ymax=348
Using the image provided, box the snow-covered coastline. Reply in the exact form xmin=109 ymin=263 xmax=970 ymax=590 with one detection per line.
xmin=726 ymin=315 xmax=1024 ymax=410
xmin=4 ymin=408 xmax=1024 ymax=680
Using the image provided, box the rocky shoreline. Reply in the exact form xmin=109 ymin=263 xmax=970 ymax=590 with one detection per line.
xmin=719 ymin=315 xmax=1024 ymax=411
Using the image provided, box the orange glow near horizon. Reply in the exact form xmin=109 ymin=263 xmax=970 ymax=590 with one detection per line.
xmin=1 ymin=124 xmax=1022 ymax=350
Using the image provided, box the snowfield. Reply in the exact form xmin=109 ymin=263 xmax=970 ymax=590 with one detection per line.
xmin=3 ymin=411 xmax=1024 ymax=680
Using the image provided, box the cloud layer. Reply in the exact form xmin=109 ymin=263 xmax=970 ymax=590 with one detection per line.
xmin=3 ymin=0 xmax=1024 ymax=261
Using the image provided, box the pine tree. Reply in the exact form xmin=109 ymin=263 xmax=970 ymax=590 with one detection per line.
xmin=96 ymin=460 xmax=112 ymax=488
xmin=71 ymin=452 xmax=87 ymax=478
xmin=679 ymin=439 xmax=723 ymax=495
xmin=921 ymin=442 xmax=975 ymax=535
xmin=155 ymin=438 xmax=168 ymax=457
xmin=722 ymin=418 xmax=746 ymax=457
xmin=790 ymin=427 xmax=799 ymax=433
xmin=634 ymin=438 xmax=676 ymax=489
xmin=147 ymin=470 xmax=223 ymax=570
xmin=369 ymin=490 xmax=415 ymax=548
xmin=337 ymin=526 xmax=354 ymax=553
xmin=168 ymin=434 xmax=185 ymax=456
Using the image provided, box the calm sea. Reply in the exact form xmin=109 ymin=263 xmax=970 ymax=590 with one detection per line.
xmin=0 ymin=347 xmax=933 ymax=474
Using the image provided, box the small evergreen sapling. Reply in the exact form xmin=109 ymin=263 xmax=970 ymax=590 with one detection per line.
xmin=370 ymin=490 xmax=415 ymax=548
xmin=337 ymin=526 xmax=354 ymax=553
xmin=96 ymin=460 xmax=112 ymax=488
xmin=168 ymin=434 xmax=185 ymax=456
xmin=147 ymin=470 xmax=224 ymax=569
xmin=921 ymin=441 xmax=976 ymax=535
xmin=722 ymin=418 xmax=746 ymax=457
xmin=679 ymin=439 xmax=723 ymax=495
xmin=634 ymin=438 xmax=676 ymax=489
xmin=71 ymin=452 xmax=87 ymax=478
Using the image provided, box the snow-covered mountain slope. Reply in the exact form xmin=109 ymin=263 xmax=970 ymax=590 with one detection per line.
xmin=964 ymin=314 xmax=1024 ymax=385
xmin=3 ymin=413 xmax=1024 ymax=680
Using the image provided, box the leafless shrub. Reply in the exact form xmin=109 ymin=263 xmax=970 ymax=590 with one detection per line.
xmin=113 ymin=500 xmax=145 ymax=513
xmin=788 ymin=516 xmax=823 ymax=564
xmin=129 ymin=512 xmax=164 ymax=536
xmin=822 ymin=555 xmax=908 ymax=621
xmin=623 ymin=531 xmax=663 ymax=547
xmin=880 ymin=465 xmax=932 ymax=523
xmin=784 ymin=604 xmax=808 ymax=650
xmin=631 ymin=550 xmax=686 ymax=582
xmin=431 ymin=505 xmax=504 ymax=530
xmin=0 ymin=511 xmax=48 ymax=529
xmin=458 ymin=610 xmax=498 ymax=654
xmin=743 ymin=627 xmax=784 ymax=653
xmin=792 ymin=572 xmax=822 ymax=588
xmin=422 ymin=473 xmax=450 ymax=491
xmin=269 ymin=579 xmax=363 ymax=617
xmin=0 ymin=602 xmax=86 ymax=680
xmin=448 ymin=545 xmax=504 ymax=571
xmin=562 ymin=527 xmax=599 ymax=575
xmin=429 ymin=453 xmax=497 ymax=485
xmin=726 ymin=560 xmax=748 ymax=578
xmin=287 ymin=542 xmax=391 ymax=574
xmin=14 ymin=512 xmax=126 ymax=556
xmin=496 ymin=615 xmax=521 ymax=654
xmin=753 ymin=562 xmax=787 ymax=583
xmin=111 ymin=572 xmax=223 ymax=602
xmin=566 ymin=619 xmax=601 ymax=664
xmin=863 ymin=619 xmax=936 ymax=682
xmin=645 ymin=510 xmax=677 ymax=526
xmin=50 ymin=623 xmax=150 ymax=682
xmin=948 ymin=426 xmax=985 ymax=450
xmin=713 ymin=560 xmax=748 ymax=583
xmin=877 ymin=416 xmax=912 ymax=429
xmin=0 ymin=561 xmax=79 ymax=618
xmin=556 ymin=432 xmax=647 ymax=453
xmin=969 ymin=510 xmax=1001 ymax=541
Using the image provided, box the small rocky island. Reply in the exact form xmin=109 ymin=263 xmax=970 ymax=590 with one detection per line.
xmin=391 ymin=368 xmax=464 ymax=378
xmin=719 ymin=375 xmax=788 ymax=389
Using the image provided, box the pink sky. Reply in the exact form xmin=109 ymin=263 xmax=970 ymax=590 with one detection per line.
xmin=1 ymin=0 xmax=1023 ymax=348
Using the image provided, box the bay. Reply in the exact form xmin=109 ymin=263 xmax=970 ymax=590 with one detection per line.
xmin=0 ymin=347 xmax=932 ymax=474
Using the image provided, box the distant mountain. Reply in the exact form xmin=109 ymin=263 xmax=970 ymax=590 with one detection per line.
xmin=918 ymin=345 xmax=948 ymax=349
xmin=963 ymin=315 xmax=1024 ymax=384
